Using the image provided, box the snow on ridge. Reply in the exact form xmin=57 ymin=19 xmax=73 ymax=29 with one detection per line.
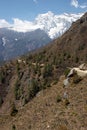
xmin=15 ymin=38 xmax=18 ymax=41
xmin=0 ymin=11 xmax=83 ymax=39
xmin=35 ymin=11 xmax=83 ymax=38
xmin=0 ymin=19 xmax=11 ymax=28
xmin=2 ymin=37 xmax=7 ymax=46
xmin=8 ymin=18 xmax=41 ymax=32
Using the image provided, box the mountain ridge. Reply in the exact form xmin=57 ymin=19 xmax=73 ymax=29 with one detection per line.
xmin=0 ymin=11 xmax=83 ymax=39
xmin=0 ymin=28 xmax=51 ymax=61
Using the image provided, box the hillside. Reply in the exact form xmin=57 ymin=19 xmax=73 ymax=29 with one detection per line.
xmin=0 ymin=12 xmax=87 ymax=130
xmin=0 ymin=28 xmax=51 ymax=61
xmin=0 ymin=73 xmax=87 ymax=130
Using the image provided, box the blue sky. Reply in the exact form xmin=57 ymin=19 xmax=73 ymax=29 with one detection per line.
xmin=0 ymin=0 xmax=87 ymax=22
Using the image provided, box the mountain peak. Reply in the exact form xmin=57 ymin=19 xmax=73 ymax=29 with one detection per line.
xmin=0 ymin=12 xmax=84 ymax=39
xmin=35 ymin=12 xmax=83 ymax=38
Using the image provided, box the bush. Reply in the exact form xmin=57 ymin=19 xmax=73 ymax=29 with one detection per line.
xmin=12 ymin=124 xmax=16 ymax=130
xmin=53 ymin=80 xmax=58 ymax=85
xmin=0 ymin=96 xmax=3 ymax=107
xmin=41 ymin=78 xmax=51 ymax=89
xmin=22 ymin=97 xmax=28 ymax=106
xmin=64 ymin=99 xmax=70 ymax=106
xmin=46 ymin=83 xmax=51 ymax=88
xmin=14 ymin=79 xmax=21 ymax=100
xmin=0 ymin=72 xmax=5 ymax=84
xmin=43 ymin=64 xmax=53 ymax=78
xmin=58 ymin=125 xmax=68 ymax=130
xmin=64 ymin=68 xmax=70 ymax=77
xmin=10 ymin=103 xmax=18 ymax=116
xmin=16 ymin=61 xmax=20 ymax=78
xmin=56 ymin=95 xmax=62 ymax=103
xmin=73 ymin=74 xmax=82 ymax=84
xmin=28 ymin=79 xmax=40 ymax=100
xmin=75 ymin=56 xmax=79 ymax=63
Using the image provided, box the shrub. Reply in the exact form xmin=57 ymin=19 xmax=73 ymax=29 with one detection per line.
xmin=56 ymin=95 xmax=62 ymax=103
xmin=46 ymin=83 xmax=51 ymax=88
xmin=28 ymin=79 xmax=40 ymax=100
xmin=0 ymin=72 xmax=5 ymax=84
xmin=0 ymin=96 xmax=3 ymax=107
xmin=12 ymin=124 xmax=16 ymax=130
xmin=75 ymin=56 xmax=79 ymax=63
xmin=33 ymin=63 xmax=41 ymax=75
xmin=64 ymin=99 xmax=70 ymax=106
xmin=64 ymin=68 xmax=70 ymax=77
xmin=58 ymin=125 xmax=68 ymax=130
xmin=10 ymin=103 xmax=18 ymax=116
xmin=73 ymin=74 xmax=82 ymax=84
xmin=43 ymin=64 xmax=53 ymax=78
xmin=14 ymin=79 xmax=21 ymax=100
xmin=16 ymin=61 xmax=20 ymax=78
xmin=67 ymin=53 xmax=71 ymax=59
xmin=22 ymin=97 xmax=28 ymax=106
xmin=42 ymin=78 xmax=51 ymax=89
xmin=53 ymin=80 xmax=58 ymax=85
xmin=78 ymin=43 xmax=85 ymax=50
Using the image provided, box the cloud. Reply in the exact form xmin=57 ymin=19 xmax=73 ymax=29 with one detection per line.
xmin=71 ymin=0 xmax=87 ymax=9
xmin=11 ymin=18 xmax=41 ymax=32
xmin=71 ymin=0 xmax=79 ymax=8
xmin=0 ymin=19 xmax=11 ymax=28
xmin=80 ymin=4 xmax=87 ymax=9
xmin=0 ymin=12 xmax=83 ymax=38
xmin=0 ymin=18 xmax=41 ymax=32
xmin=33 ymin=0 xmax=38 ymax=4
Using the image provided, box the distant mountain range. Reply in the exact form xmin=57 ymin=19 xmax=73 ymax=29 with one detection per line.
xmin=0 ymin=28 xmax=51 ymax=61
xmin=35 ymin=12 xmax=83 ymax=38
xmin=0 ymin=12 xmax=83 ymax=61
xmin=5 ymin=12 xmax=83 ymax=39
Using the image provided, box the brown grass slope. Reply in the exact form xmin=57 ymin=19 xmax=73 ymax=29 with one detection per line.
xmin=0 ymin=75 xmax=87 ymax=130
xmin=0 ymin=12 xmax=87 ymax=130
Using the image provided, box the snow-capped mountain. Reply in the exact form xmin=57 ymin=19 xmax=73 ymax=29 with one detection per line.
xmin=5 ymin=11 xmax=83 ymax=39
xmin=35 ymin=11 xmax=83 ymax=38
xmin=0 ymin=11 xmax=84 ymax=62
